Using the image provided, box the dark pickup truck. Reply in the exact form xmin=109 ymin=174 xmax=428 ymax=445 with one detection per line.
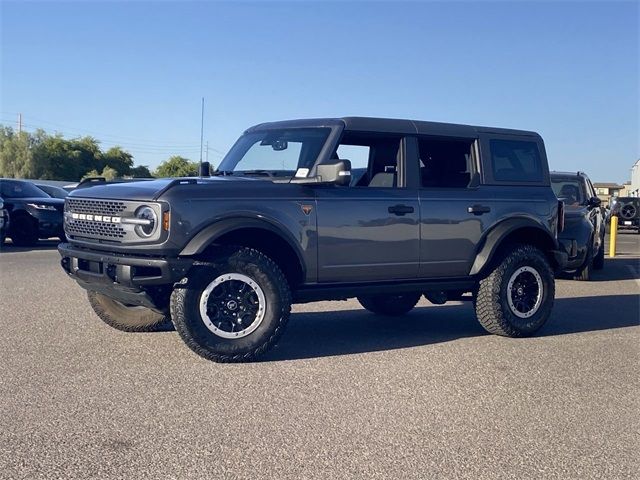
xmin=551 ymin=171 xmax=605 ymax=280
xmin=59 ymin=117 xmax=567 ymax=362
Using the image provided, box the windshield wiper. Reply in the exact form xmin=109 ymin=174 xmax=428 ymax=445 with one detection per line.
xmin=211 ymin=170 xmax=234 ymax=176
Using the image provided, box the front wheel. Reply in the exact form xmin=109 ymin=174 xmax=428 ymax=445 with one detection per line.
xmin=574 ymin=258 xmax=592 ymax=281
xmin=474 ymin=245 xmax=555 ymax=337
xmin=87 ymin=291 xmax=174 ymax=332
xmin=170 ymin=248 xmax=291 ymax=363
xmin=592 ymin=242 xmax=605 ymax=270
xmin=357 ymin=293 xmax=421 ymax=316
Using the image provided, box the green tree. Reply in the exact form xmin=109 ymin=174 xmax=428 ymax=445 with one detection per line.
xmin=154 ymin=156 xmax=198 ymax=177
xmin=82 ymin=165 xmax=118 ymax=181
xmin=0 ymin=124 xmax=156 ymax=181
xmin=102 ymin=146 xmax=133 ymax=177
xmin=130 ymin=165 xmax=153 ymax=178
xmin=0 ymin=127 xmax=38 ymax=178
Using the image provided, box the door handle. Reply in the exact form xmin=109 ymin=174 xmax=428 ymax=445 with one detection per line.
xmin=468 ymin=204 xmax=491 ymax=215
xmin=388 ymin=204 xmax=414 ymax=216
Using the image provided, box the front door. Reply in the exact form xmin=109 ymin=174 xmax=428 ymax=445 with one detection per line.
xmin=315 ymin=134 xmax=420 ymax=283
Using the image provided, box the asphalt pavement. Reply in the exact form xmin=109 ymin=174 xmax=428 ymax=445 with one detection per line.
xmin=0 ymin=234 xmax=638 ymax=479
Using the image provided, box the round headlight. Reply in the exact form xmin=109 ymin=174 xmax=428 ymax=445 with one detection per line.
xmin=134 ymin=206 xmax=157 ymax=237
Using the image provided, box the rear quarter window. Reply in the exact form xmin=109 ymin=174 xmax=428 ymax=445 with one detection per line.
xmin=489 ymin=139 xmax=543 ymax=183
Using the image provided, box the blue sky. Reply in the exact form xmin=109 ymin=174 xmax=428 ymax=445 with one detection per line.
xmin=1 ymin=1 xmax=638 ymax=182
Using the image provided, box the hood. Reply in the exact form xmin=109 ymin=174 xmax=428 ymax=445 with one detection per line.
xmin=17 ymin=197 xmax=65 ymax=206
xmin=67 ymin=177 xmax=261 ymax=201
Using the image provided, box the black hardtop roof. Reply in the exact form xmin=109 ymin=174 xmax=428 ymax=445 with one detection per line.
xmin=248 ymin=116 xmax=540 ymax=138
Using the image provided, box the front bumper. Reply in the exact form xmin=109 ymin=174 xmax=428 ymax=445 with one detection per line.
xmin=551 ymin=249 xmax=569 ymax=271
xmin=557 ymin=238 xmax=588 ymax=272
xmin=58 ymin=243 xmax=193 ymax=309
xmin=30 ymin=209 xmax=64 ymax=238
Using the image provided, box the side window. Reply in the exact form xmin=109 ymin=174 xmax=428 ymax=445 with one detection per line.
xmin=334 ymin=133 xmax=402 ymax=188
xmin=489 ymin=139 xmax=543 ymax=183
xmin=418 ymin=137 xmax=474 ymax=188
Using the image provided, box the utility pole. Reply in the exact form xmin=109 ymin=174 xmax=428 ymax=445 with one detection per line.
xmin=206 ymin=141 xmax=209 ymax=163
xmin=17 ymin=113 xmax=22 ymax=134
xmin=199 ymin=97 xmax=205 ymax=169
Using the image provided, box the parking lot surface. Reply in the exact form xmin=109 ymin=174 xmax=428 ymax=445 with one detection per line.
xmin=1 ymin=234 xmax=638 ymax=479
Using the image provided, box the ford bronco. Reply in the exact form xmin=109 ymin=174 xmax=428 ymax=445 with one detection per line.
xmin=59 ymin=117 xmax=567 ymax=362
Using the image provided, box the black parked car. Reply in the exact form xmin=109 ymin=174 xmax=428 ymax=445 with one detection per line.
xmin=610 ymin=197 xmax=640 ymax=233
xmin=551 ymin=171 xmax=605 ymax=280
xmin=0 ymin=179 xmax=65 ymax=246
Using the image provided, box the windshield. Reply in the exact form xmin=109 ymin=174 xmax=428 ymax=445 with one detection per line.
xmin=551 ymin=177 xmax=585 ymax=206
xmin=217 ymin=128 xmax=330 ymax=176
xmin=0 ymin=180 xmax=51 ymax=199
xmin=38 ymin=184 xmax=69 ymax=198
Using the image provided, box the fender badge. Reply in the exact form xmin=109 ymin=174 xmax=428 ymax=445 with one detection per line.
xmin=301 ymin=204 xmax=313 ymax=215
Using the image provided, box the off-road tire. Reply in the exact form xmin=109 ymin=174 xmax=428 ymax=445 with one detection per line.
xmin=357 ymin=293 xmax=421 ymax=316
xmin=87 ymin=291 xmax=174 ymax=332
xmin=10 ymin=215 xmax=38 ymax=246
xmin=592 ymin=242 xmax=605 ymax=270
xmin=474 ymin=244 xmax=554 ymax=337
xmin=170 ymin=247 xmax=291 ymax=363
xmin=574 ymin=260 xmax=591 ymax=281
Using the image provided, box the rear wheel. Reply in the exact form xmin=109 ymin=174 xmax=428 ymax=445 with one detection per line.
xmin=87 ymin=291 xmax=173 ymax=332
xmin=170 ymin=247 xmax=291 ymax=363
xmin=357 ymin=293 xmax=421 ymax=316
xmin=474 ymin=244 xmax=554 ymax=337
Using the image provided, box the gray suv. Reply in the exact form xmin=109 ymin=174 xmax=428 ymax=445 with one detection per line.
xmin=59 ymin=117 xmax=567 ymax=362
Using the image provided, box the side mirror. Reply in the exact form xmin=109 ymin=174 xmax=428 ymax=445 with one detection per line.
xmin=316 ymin=160 xmax=352 ymax=186
xmin=587 ymin=196 xmax=601 ymax=209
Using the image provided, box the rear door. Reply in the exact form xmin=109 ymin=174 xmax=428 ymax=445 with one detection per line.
xmin=315 ymin=134 xmax=420 ymax=283
xmin=416 ymin=136 xmax=497 ymax=277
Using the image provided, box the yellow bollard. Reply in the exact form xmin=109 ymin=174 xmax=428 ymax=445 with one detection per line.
xmin=609 ymin=216 xmax=618 ymax=258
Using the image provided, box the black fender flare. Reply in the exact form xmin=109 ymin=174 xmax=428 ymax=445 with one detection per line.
xmin=470 ymin=217 xmax=558 ymax=276
xmin=179 ymin=216 xmax=306 ymax=273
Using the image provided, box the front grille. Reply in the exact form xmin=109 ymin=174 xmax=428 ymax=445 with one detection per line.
xmin=66 ymin=198 xmax=128 ymax=216
xmin=66 ymin=219 xmax=126 ymax=240
xmin=64 ymin=198 xmax=162 ymax=244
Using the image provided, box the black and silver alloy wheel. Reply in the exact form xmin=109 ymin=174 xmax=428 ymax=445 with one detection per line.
xmin=474 ymin=244 xmax=554 ymax=337
xmin=199 ymin=273 xmax=266 ymax=339
xmin=506 ymin=266 xmax=543 ymax=318
xmin=171 ymin=247 xmax=291 ymax=363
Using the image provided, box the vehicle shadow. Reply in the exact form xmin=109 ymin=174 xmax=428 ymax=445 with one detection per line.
xmin=262 ymin=294 xmax=639 ymax=362
xmin=589 ymin=257 xmax=640 ymax=282
xmin=0 ymin=239 xmax=61 ymax=253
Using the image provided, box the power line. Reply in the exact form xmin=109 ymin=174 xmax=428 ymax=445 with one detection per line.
xmin=5 ymin=121 xmax=224 ymax=158
xmin=0 ymin=113 xmax=226 ymax=151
